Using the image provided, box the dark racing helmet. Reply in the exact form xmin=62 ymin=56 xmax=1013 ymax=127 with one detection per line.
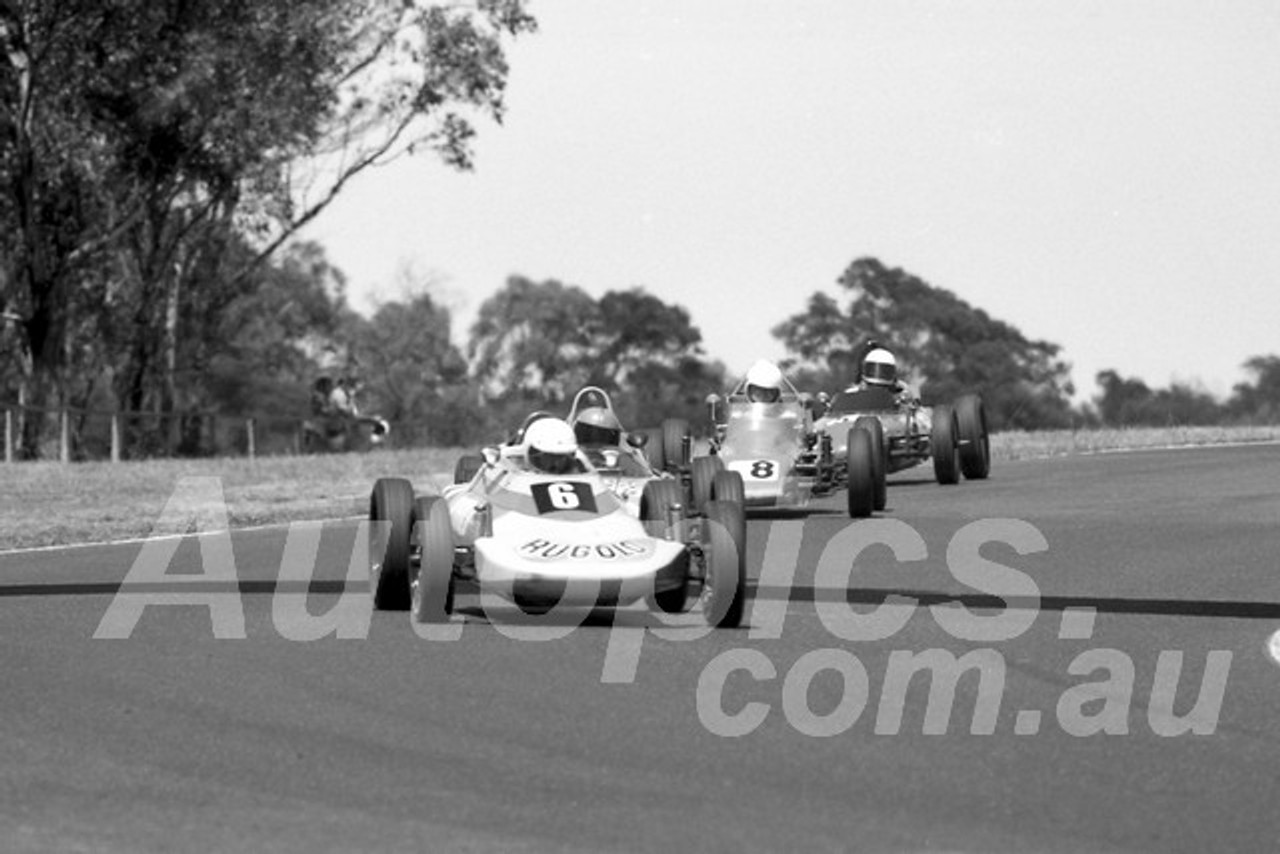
xmin=573 ymin=407 xmax=623 ymax=446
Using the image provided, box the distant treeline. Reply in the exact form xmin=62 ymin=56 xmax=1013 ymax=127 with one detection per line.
xmin=5 ymin=245 xmax=1277 ymax=460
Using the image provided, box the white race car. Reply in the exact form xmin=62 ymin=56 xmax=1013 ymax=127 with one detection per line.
xmin=368 ymin=423 xmax=749 ymax=628
xmin=703 ymin=375 xmax=880 ymax=517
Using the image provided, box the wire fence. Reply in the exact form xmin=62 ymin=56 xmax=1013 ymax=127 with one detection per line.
xmin=2 ymin=403 xmax=428 ymax=463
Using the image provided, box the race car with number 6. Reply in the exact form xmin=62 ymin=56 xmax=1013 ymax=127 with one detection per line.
xmin=368 ymin=416 xmax=750 ymax=628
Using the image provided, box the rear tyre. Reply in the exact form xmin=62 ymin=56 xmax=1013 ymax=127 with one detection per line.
xmin=702 ymin=500 xmax=747 ymax=629
xmin=369 ymin=477 xmax=414 ymax=610
xmin=640 ymin=479 xmax=684 ymax=538
xmin=845 ymin=428 xmax=876 ymax=518
xmin=642 ymin=431 xmax=665 ymax=472
xmin=956 ymin=394 xmax=991 ymax=480
xmin=690 ymin=456 xmax=724 ymax=515
xmin=711 ymin=469 xmax=745 ymax=506
xmin=453 ymin=454 xmax=483 ymax=485
xmin=932 ymin=405 xmax=961 ymax=485
xmin=411 ymin=496 xmax=455 ymax=623
xmin=853 ymin=416 xmax=888 ymax=512
xmin=661 ymin=418 xmax=690 ymax=472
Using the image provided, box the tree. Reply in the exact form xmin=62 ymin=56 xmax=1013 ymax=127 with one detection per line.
xmin=1 ymin=0 xmax=535 ymax=456
xmin=1228 ymin=355 xmax=1280 ymax=422
xmin=591 ymin=288 xmax=704 ymax=384
xmin=347 ymin=286 xmax=474 ymax=446
xmin=1094 ymin=369 xmax=1223 ymax=427
xmin=469 ymin=276 xmax=601 ymax=404
xmin=774 ymin=257 xmax=1076 ymax=430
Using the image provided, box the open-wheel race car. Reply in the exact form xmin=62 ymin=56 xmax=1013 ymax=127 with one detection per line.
xmin=813 ymin=386 xmax=991 ymax=487
xmin=703 ymin=365 xmax=884 ymax=518
xmin=368 ymin=415 xmax=750 ymax=628
xmin=453 ymin=387 xmax=742 ymax=519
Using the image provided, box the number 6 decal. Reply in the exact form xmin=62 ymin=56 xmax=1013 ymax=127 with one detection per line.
xmin=531 ymin=481 xmax=598 ymax=514
xmin=547 ymin=482 xmax=580 ymax=509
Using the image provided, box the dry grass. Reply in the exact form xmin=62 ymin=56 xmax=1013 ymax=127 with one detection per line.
xmin=3 ymin=425 xmax=1278 ymax=552
xmin=992 ymin=424 xmax=1280 ymax=461
xmin=0 ymin=448 xmax=465 ymax=552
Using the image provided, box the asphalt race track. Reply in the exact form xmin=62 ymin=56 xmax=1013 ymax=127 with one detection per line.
xmin=2 ymin=445 xmax=1279 ymax=853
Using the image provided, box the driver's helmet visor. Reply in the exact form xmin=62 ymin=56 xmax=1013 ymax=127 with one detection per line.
xmin=863 ymin=361 xmax=896 ymax=385
xmin=575 ymin=422 xmax=622 ymax=446
xmin=747 ymin=384 xmax=781 ymax=403
xmin=529 ymin=448 xmax=577 ymax=474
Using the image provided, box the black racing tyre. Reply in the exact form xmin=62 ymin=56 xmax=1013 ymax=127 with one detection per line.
xmin=642 ymin=431 xmax=665 ymax=472
xmin=853 ymin=416 xmax=888 ymax=512
xmin=411 ymin=496 xmax=455 ymax=623
xmin=690 ymin=456 xmax=724 ymax=515
xmin=956 ymin=394 xmax=991 ymax=480
xmin=661 ymin=418 xmax=690 ymax=472
xmin=702 ymin=500 xmax=747 ymax=629
xmin=369 ymin=477 xmax=415 ymax=610
xmin=845 ymin=427 xmax=876 ymax=518
xmin=453 ymin=454 xmax=483 ymax=485
xmin=640 ymin=478 xmax=684 ymax=538
xmin=932 ymin=404 xmax=961 ymax=485
xmin=652 ymin=581 xmax=691 ymax=615
xmin=651 ymin=548 xmax=692 ymax=614
xmin=711 ymin=469 xmax=745 ymax=506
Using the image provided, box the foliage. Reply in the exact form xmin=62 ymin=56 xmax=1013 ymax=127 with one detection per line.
xmin=1228 ymin=355 xmax=1280 ymax=422
xmin=0 ymin=0 xmax=535 ymax=457
xmin=773 ymin=257 xmax=1075 ymax=430
xmin=1093 ymin=370 xmax=1221 ymax=427
xmin=468 ymin=277 xmax=721 ymax=435
xmin=468 ymin=276 xmax=602 ymax=404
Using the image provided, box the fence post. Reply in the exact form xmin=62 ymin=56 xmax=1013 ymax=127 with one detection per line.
xmin=4 ymin=408 xmax=11 ymax=463
xmin=246 ymin=417 xmax=256 ymax=460
xmin=110 ymin=413 xmax=121 ymax=463
xmin=60 ymin=409 xmax=70 ymax=464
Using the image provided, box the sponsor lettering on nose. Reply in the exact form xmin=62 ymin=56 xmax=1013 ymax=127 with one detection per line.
xmin=518 ymin=538 xmax=654 ymax=561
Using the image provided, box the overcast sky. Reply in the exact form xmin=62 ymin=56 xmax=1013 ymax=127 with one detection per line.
xmin=300 ymin=0 xmax=1280 ymax=401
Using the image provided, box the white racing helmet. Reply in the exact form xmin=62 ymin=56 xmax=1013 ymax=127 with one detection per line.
xmin=745 ymin=359 xmax=784 ymax=403
xmin=524 ymin=417 xmax=580 ymax=475
xmin=862 ymin=348 xmax=897 ymax=387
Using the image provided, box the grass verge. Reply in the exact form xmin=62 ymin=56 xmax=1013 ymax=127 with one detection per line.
xmin=1 ymin=449 xmax=464 ymax=552
xmin=991 ymin=424 xmax=1280 ymax=461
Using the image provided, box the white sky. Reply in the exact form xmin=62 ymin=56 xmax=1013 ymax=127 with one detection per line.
xmin=300 ymin=0 xmax=1280 ymax=402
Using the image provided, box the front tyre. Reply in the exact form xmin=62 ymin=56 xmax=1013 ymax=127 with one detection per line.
xmin=711 ymin=469 xmax=745 ymax=506
xmin=932 ymin=404 xmax=961 ymax=485
xmin=369 ymin=477 xmax=415 ymax=610
xmin=955 ymin=394 xmax=991 ymax=480
xmin=690 ymin=456 xmax=724 ymax=515
xmin=845 ymin=427 xmax=876 ymax=518
xmin=702 ymin=500 xmax=747 ymax=629
xmin=853 ymin=416 xmax=887 ymax=512
xmin=411 ymin=496 xmax=455 ymax=623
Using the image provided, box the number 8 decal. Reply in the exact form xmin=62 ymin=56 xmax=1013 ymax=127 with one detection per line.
xmin=750 ymin=460 xmax=775 ymax=479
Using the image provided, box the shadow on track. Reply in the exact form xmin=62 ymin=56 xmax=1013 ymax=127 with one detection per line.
xmin=6 ymin=579 xmax=1278 ymax=622
xmin=749 ymin=583 xmax=1280 ymax=621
